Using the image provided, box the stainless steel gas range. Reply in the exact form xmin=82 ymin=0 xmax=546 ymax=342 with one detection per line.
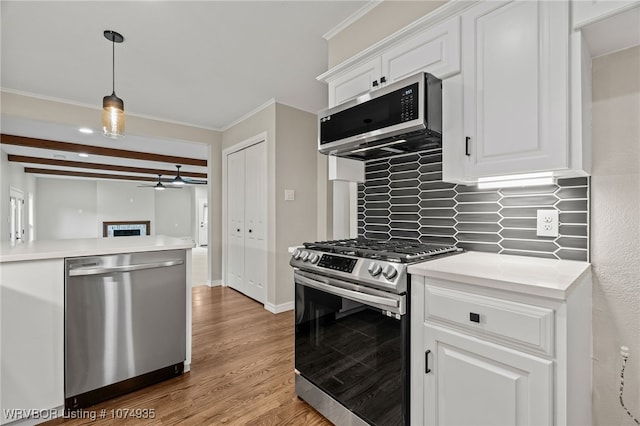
xmin=290 ymin=238 xmax=460 ymax=426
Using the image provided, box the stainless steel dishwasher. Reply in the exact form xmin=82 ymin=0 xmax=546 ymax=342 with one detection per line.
xmin=65 ymin=249 xmax=187 ymax=409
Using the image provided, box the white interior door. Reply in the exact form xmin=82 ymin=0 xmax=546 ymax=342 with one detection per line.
xmin=227 ymin=150 xmax=245 ymax=293
xmin=198 ymin=200 xmax=208 ymax=246
xmin=243 ymin=142 xmax=267 ymax=304
xmin=225 ymin=141 xmax=267 ymax=304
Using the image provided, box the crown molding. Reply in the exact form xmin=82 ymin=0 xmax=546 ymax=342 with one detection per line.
xmin=322 ymin=1 xmax=383 ymax=41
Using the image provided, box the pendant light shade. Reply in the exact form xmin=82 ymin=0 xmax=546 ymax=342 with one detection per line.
xmin=102 ymin=30 xmax=125 ymax=139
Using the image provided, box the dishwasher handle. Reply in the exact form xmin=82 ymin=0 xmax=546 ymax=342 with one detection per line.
xmin=68 ymin=259 xmax=184 ymax=277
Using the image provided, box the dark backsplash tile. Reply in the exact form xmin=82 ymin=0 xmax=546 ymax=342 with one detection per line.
xmin=358 ymin=148 xmax=590 ymax=261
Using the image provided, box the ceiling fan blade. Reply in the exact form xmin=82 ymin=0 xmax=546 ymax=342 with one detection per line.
xmin=182 ymin=177 xmax=207 ymax=185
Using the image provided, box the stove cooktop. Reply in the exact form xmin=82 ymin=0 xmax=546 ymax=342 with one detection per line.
xmin=291 ymin=238 xmax=461 ymax=294
xmin=302 ymin=238 xmax=459 ymax=264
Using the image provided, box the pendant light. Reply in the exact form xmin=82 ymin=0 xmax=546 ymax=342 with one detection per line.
xmin=102 ymin=30 xmax=125 ymax=139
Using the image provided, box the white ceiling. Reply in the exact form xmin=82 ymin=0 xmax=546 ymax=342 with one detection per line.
xmin=0 ymin=1 xmax=370 ymax=181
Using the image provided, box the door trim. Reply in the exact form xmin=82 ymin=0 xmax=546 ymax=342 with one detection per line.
xmin=221 ymin=132 xmax=268 ymax=304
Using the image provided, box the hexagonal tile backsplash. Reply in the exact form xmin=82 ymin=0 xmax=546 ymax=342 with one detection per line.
xmin=357 ymin=148 xmax=589 ymax=261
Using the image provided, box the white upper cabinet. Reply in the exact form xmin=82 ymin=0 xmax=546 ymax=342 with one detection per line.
xmin=324 ymin=16 xmax=461 ymax=108
xmin=380 ymin=16 xmax=460 ymax=84
xmin=573 ymin=0 xmax=640 ymax=28
xmin=328 ymin=58 xmax=381 ymax=108
xmin=442 ymin=0 xmax=591 ymax=183
xmin=462 ymin=0 xmax=569 ymax=179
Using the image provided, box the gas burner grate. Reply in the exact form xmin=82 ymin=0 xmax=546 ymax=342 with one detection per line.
xmin=303 ymin=238 xmax=459 ymax=263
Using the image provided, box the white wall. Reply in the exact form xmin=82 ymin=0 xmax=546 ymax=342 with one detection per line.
xmin=35 ymin=178 xmax=97 ymax=240
xmin=155 ymin=186 xmax=192 ymax=238
xmin=591 ymin=46 xmax=640 ymax=425
xmin=35 ymin=178 xmax=193 ymax=240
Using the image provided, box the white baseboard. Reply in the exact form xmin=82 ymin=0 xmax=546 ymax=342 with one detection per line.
xmin=208 ymin=279 xmax=222 ymax=287
xmin=264 ymin=301 xmax=294 ymax=314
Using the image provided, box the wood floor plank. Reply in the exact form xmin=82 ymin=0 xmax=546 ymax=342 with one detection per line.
xmin=44 ymin=286 xmax=331 ymax=426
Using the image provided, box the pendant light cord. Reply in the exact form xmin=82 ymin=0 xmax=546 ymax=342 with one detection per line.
xmin=111 ymin=35 xmax=115 ymax=94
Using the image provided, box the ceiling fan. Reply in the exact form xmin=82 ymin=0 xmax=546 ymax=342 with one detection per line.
xmin=172 ymin=165 xmax=207 ymax=185
xmin=138 ymin=174 xmax=182 ymax=191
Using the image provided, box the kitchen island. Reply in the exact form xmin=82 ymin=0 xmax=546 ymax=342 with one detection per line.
xmin=0 ymin=235 xmax=194 ymax=425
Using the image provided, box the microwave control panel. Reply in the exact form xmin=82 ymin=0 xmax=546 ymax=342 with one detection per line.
xmin=400 ymin=83 xmax=418 ymax=122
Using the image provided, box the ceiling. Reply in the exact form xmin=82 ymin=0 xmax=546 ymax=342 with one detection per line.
xmin=0 ymin=0 xmax=370 ymax=183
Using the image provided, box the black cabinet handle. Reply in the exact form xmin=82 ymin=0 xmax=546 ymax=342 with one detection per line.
xmin=237 ymin=228 xmax=240 ymax=232
xmin=372 ymin=80 xmax=379 ymax=87
xmin=470 ymin=312 xmax=480 ymax=323
xmin=249 ymin=229 xmax=253 ymax=233
xmin=380 ymin=76 xmax=387 ymax=83
xmin=465 ymin=136 xmax=471 ymax=156
xmin=425 ymin=350 xmax=432 ymax=374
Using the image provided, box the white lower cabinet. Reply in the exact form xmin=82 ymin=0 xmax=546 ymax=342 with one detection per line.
xmin=0 ymin=259 xmax=64 ymax=425
xmin=423 ymin=323 xmax=552 ymax=425
xmin=411 ymin=275 xmax=592 ymax=426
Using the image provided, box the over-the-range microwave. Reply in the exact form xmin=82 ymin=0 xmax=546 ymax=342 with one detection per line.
xmin=318 ymin=72 xmax=442 ymax=160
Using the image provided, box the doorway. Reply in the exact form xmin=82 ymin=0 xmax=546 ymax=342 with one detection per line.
xmin=9 ymin=188 xmax=25 ymax=243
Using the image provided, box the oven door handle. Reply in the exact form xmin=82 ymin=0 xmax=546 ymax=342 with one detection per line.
xmin=296 ymin=274 xmax=399 ymax=309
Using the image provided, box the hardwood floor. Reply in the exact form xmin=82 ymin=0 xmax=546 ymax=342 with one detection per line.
xmin=46 ymin=286 xmax=331 ymax=425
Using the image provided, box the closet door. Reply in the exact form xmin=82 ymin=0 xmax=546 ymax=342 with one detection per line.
xmin=225 ymin=142 xmax=267 ymax=304
xmin=243 ymin=142 xmax=267 ymax=303
xmin=227 ymin=149 xmax=246 ymax=293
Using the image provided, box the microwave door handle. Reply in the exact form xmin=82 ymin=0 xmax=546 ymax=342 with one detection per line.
xmin=295 ymin=274 xmax=399 ymax=309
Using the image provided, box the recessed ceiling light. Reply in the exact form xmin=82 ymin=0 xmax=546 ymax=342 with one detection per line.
xmin=78 ymin=153 xmax=89 ymax=158
xmin=79 ymin=127 xmax=94 ymax=134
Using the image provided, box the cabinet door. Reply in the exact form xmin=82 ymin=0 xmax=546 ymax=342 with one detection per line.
xmin=327 ymin=58 xmax=381 ymax=107
xmin=382 ymin=16 xmax=460 ymax=83
xmin=461 ymin=0 xmax=569 ymax=178
xmin=423 ymin=323 xmax=552 ymax=426
xmin=243 ymin=142 xmax=267 ymax=304
xmin=573 ymin=0 xmax=640 ymax=28
xmin=1 ymin=260 xmax=64 ymax=424
xmin=227 ymin=149 xmax=245 ymax=293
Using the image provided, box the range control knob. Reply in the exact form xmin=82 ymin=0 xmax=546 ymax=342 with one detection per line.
xmin=293 ymin=249 xmax=302 ymax=260
xmin=301 ymin=251 xmax=310 ymax=262
xmin=382 ymin=265 xmax=398 ymax=280
xmin=309 ymin=254 xmax=319 ymax=264
xmin=368 ymin=262 xmax=382 ymax=277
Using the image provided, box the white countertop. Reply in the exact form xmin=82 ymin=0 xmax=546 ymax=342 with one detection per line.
xmin=408 ymin=251 xmax=591 ymax=300
xmin=0 ymin=235 xmax=195 ymax=263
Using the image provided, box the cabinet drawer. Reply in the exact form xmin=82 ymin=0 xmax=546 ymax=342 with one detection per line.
xmin=425 ymin=285 xmax=554 ymax=355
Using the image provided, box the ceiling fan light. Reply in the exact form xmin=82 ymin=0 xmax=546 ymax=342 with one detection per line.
xmin=102 ymin=93 xmax=125 ymax=139
xmin=155 ymin=185 xmax=165 ymax=191
xmin=172 ymin=178 xmax=185 ymax=185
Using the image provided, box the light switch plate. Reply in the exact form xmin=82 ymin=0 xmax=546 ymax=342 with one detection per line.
xmin=284 ymin=189 xmax=295 ymax=201
xmin=536 ymin=209 xmax=559 ymax=237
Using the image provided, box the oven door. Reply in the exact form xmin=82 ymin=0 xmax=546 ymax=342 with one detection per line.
xmin=294 ymin=270 xmax=408 ymax=426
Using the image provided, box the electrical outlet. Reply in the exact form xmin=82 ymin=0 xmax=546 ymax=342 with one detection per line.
xmin=536 ymin=209 xmax=559 ymax=237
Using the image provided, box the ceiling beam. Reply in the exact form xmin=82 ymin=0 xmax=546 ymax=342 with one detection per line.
xmin=24 ymin=167 xmax=207 ymax=184
xmin=1 ymin=134 xmax=207 ymax=167
xmin=8 ymin=155 xmax=207 ymax=178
